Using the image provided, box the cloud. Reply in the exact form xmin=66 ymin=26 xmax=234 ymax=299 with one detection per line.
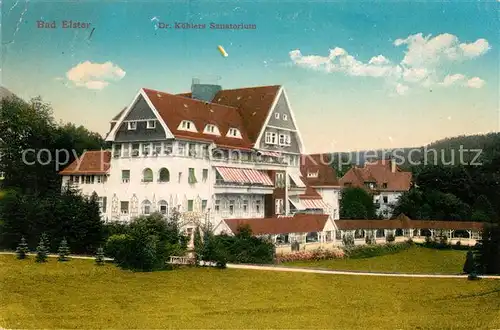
xmin=466 ymin=77 xmax=485 ymax=89
xmin=290 ymin=33 xmax=489 ymax=96
xmin=65 ymin=61 xmax=126 ymax=90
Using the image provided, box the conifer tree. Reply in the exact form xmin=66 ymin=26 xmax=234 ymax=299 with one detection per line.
xmin=16 ymin=236 xmax=29 ymax=259
xmin=95 ymin=247 xmax=105 ymax=266
xmin=58 ymin=237 xmax=70 ymax=261
xmin=193 ymin=226 xmax=203 ymax=266
xmin=35 ymin=236 xmax=48 ymax=263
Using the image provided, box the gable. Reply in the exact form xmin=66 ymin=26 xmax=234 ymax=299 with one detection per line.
xmin=124 ymin=96 xmax=157 ymax=120
xmin=266 ymin=93 xmax=297 ymax=130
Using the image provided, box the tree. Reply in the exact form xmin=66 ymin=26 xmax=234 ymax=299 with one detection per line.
xmin=474 ymin=223 xmax=500 ymax=275
xmin=193 ymin=226 xmax=203 ymax=266
xmin=15 ymin=236 xmax=29 ymax=259
xmin=95 ymin=247 xmax=105 ymax=266
xmin=35 ymin=236 xmax=48 ymax=263
xmin=463 ymin=250 xmax=475 ymax=274
xmin=340 ymin=187 xmax=376 ymax=219
xmin=58 ymin=237 xmax=70 ymax=261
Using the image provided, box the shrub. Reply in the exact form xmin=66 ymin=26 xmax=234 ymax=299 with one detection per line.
xmin=455 ymin=241 xmax=462 ymax=248
xmin=342 ymin=234 xmax=354 ymax=247
xmin=275 ymin=248 xmax=345 ymax=263
xmin=15 ymin=236 xmax=29 ymax=259
xmin=291 ymin=241 xmax=300 ymax=252
xmin=344 ymin=242 xmax=412 ymax=259
xmin=58 ymin=238 xmax=70 ymax=261
xmin=365 ymin=234 xmax=376 ymax=245
xmin=463 ymin=250 xmax=475 ymax=274
xmin=35 ymin=236 xmax=48 ymax=263
xmin=386 ymin=233 xmax=395 ymax=243
xmin=95 ymin=247 xmax=105 ymax=266
xmin=424 ymin=236 xmax=432 ymax=246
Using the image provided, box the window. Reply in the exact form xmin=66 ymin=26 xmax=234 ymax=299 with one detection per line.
xmin=142 ymin=200 xmax=151 ymax=214
xmin=142 ymin=168 xmax=153 ymax=182
xmin=383 ymin=196 xmax=388 ymax=203
xmin=382 ymin=182 xmax=388 ymax=189
xmin=188 ymin=168 xmax=197 ymax=184
xmin=187 ymin=200 xmax=194 ymax=211
xmin=283 ymin=114 xmax=288 ymax=121
xmin=182 ymin=121 xmax=191 ymax=129
xmin=255 ymin=200 xmax=261 ymax=213
xmin=227 ymin=128 xmax=241 ymax=138
xmin=85 ymin=176 xmax=91 ymax=184
xmin=275 ymin=198 xmax=284 ymax=214
xmin=243 ymin=200 xmax=248 ymax=212
xmin=188 ymin=145 xmax=197 ymax=157
xmin=202 ymin=169 xmax=208 ymax=182
xmin=131 ymin=143 xmax=140 ymax=157
xmin=158 ymin=200 xmax=168 ymax=215
xmin=275 ymin=113 xmax=280 ymax=119
xmin=275 ymin=172 xmax=285 ymax=187
xmin=158 ymin=168 xmax=170 ymax=182
xmin=121 ymin=170 xmax=130 ymax=183
xmin=307 ymin=171 xmax=318 ymax=178
xmin=147 ymin=120 xmax=156 ymax=129
xmin=163 ymin=142 xmax=172 ymax=155
xmin=204 ymin=124 xmax=219 ymax=134
xmin=265 ymin=132 xmax=277 ymax=144
xmin=153 ymin=143 xmax=162 ymax=155
xmin=113 ymin=144 xmax=121 ymax=157
xmin=285 ymin=135 xmax=291 ymax=145
xmin=178 ymin=143 xmax=186 ymax=156
xmin=122 ymin=144 xmax=130 ymax=157
xmin=229 ymin=200 xmax=235 ymax=214
xmin=97 ymin=176 xmax=102 ymax=183
xmin=178 ymin=172 xmax=182 ymax=183
xmin=127 ymin=121 xmax=137 ymax=130
xmin=180 ymin=120 xmax=196 ymax=131
xmin=202 ymin=200 xmax=207 ymax=211
xmin=98 ymin=197 xmax=107 ymax=213
xmin=120 ymin=201 xmax=129 ymax=214
xmin=142 ymin=143 xmax=151 ymax=156
xmin=215 ymin=199 xmax=220 ymax=212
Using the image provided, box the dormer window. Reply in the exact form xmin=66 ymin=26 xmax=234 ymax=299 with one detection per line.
xmin=307 ymin=171 xmax=318 ymax=178
xmin=178 ymin=120 xmax=197 ymax=132
xmin=147 ymin=120 xmax=156 ymax=129
xmin=204 ymin=124 xmax=220 ymax=135
xmin=127 ymin=121 xmax=137 ymax=130
xmin=227 ymin=128 xmax=241 ymax=138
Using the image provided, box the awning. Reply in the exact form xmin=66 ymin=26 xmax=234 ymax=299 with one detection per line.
xmin=301 ymin=198 xmax=330 ymax=210
xmin=258 ymin=151 xmax=282 ymax=157
xmin=288 ymin=198 xmax=306 ymax=210
xmin=215 ymin=167 xmax=273 ymax=186
xmin=289 ymin=172 xmax=306 ymax=188
xmin=242 ymin=168 xmax=273 ymax=186
xmin=215 ymin=167 xmax=248 ymax=184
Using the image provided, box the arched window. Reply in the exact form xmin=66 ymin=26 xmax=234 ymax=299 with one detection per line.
xmin=143 ymin=168 xmax=153 ymax=182
xmin=142 ymin=200 xmax=152 ymax=214
xmin=158 ymin=168 xmax=170 ymax=182
xmin=158 ymin=200 xmax=168 ymax=215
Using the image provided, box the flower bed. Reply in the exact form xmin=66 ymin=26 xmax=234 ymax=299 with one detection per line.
xmin=275 ymin=248 xmax=345 ymax=263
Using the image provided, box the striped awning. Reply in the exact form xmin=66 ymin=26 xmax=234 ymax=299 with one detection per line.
xmin=215 ymin=167 xmax=273 ymax=186
xmin=242 ymin=168 xmax=273 ymax=186
xmin=301 ymin=198 xmax=329 ymax=210
xmin=258 ymin=150 xmax=281 ymax=157
xmin=288 ymin=198 xmax=306 ymax=210
xmin=289 ymin=172 xmax=306 ymax=188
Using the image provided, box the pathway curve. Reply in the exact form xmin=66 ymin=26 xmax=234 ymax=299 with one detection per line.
xmin=2 ymin=251 xmax=499 ymax=279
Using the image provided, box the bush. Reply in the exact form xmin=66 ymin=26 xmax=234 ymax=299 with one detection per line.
xmin=342 ymin=234 xmax=354 ymax=247
xmin=15 ymin=236 xmax=29 ymax=259
xmin=344 ymin=242 xmax=412 ymax=259
xmin=365 ymin=234 xmax=376 ymax=245
xmin=95 ymin=247 xmax=105 ymax=266
xmin=276 ymin=248 xmax=345 ymax=263
xmin=386 ymin=233 xmax=395 ymax=243
xmin=463 ymin=250 xmax=475 ymax=274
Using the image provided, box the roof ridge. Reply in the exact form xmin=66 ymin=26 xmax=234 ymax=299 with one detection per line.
xmin=143 ymin=88 xmax=240 ymax=111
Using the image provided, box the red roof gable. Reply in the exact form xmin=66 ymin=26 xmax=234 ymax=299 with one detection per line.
xmin=59 ymin=150 xmax=111 ymax=175
xmin=300 ymin=154 xmax=340 ymax=187
xmin=223 ymin=213 xmax=330 ymax=235
xmin=340 ymin=160 xmax=412 ymax=191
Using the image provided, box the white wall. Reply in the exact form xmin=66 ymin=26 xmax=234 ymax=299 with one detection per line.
xmin=314 ymin=187 xmax=340 ymax=220
xmin=374 ymin=191 xmax=402 ymax=218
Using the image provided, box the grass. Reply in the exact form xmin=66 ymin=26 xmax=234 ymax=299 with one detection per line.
xmin=1 ymin=255 xmax=500 ymax=329
xmin=285 ymin=246 xmax=468 ymax=274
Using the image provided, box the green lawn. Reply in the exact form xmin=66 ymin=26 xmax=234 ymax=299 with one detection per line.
xmin=285 ymin=246 xmax=468 ymax=274
xmin=1 ymin=255 xmax=499 ymax=329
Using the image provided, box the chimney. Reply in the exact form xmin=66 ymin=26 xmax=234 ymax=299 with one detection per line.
xmin=191 ymin=77 xmax=222 ymax=102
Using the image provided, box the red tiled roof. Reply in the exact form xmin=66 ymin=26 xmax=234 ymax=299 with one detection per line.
xmin=178 ymin=85 xmax=281 ymax=143
xmin=59 ymin=150 xmax=111 ymax=175
xmin=223 ymin=213 xmax=330 ymax=235
xmin=300 ymin=154 xmax=340 ymax=187
xmin=339 ymin=160 xmax=412 ymax=191
xmin=335 ymin=214 xmax=484 ymax=231
xmin=144 ymin=88 xmax=254 ymax=150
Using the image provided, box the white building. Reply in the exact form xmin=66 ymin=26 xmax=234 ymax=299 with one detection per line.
xmin=59 ymin=80 xmax=339 ymax=234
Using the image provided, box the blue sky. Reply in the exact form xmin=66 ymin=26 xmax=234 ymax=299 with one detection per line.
xmin=2 ymin=0 xmax=498 ymax=152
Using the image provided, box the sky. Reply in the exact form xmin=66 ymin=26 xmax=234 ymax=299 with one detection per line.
xmin=2 ymin=0 xmax=499 ymax=153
